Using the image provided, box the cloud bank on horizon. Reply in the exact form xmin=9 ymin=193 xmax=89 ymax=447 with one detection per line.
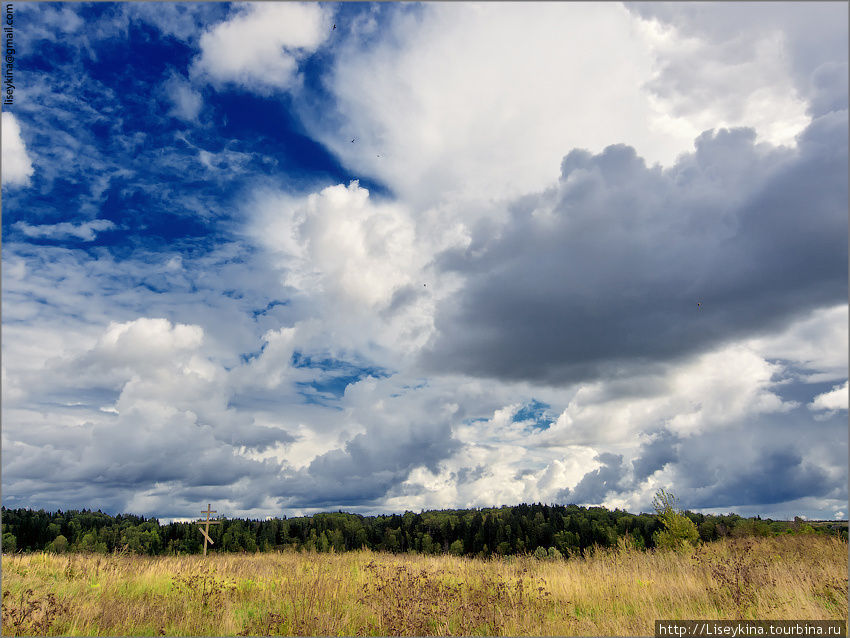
xmin=2 ymin=1 xmax=847 ymax=521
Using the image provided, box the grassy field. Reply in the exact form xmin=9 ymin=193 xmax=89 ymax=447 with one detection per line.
xmin=2 ymin=535 xmax=846 ymax=636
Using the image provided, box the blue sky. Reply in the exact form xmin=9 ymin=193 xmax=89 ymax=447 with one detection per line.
xmin=2 ymin=2 xmax=847 ymax=521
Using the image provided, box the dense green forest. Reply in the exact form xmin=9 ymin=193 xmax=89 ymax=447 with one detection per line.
xmin=2 ymin=503 xmax=845 ymax=557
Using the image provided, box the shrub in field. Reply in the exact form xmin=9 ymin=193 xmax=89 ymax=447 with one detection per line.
xmin=652 ymin=489 xmax=699 ymax=551
xmin=237 ymin=611 xmax=286 ymax=636
xmin=2 ymin=588 xmax=70 ymax=636
xmin=692 ymin=539 xmax=776 ymax=618
xmin=358 ymin=560 xmax=464 ymax=634
xmin=357 ymin=558 xmax=553 ymax=635
xmin=171 ymin=566 xmax=237 ymax=608
xmin=46 ymin=534 xmax=68 ymax=554
xmin=3 ymin=532 xmax=16 ymax=554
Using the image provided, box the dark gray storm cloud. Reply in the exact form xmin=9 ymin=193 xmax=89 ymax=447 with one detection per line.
xmin=689 ymin=450 xmax=834 ymax=509
xmin=549 ymin=405 xmax=846 ymax=514
xmin=216 ymin=422 xmax=296 ymax=452
xmin=422 ymin=114 xmax=847 ymax=385
xmin=278 ymin=419 xmax=461 ymax=508
xmin=455 ymin=464 xmax=489 ymax=484
xmin=1 ymin=418 xmax=286 ymax=517
xmin=655 ymin=410 xmax=847 ymax=512
xmin=632 ymin=429 xmax=680 ymax=483
xmin=559 ymin=452 xmax=627 ymax=505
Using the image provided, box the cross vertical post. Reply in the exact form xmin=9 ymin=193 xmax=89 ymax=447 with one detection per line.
xmin=196 ymin=503 xmax=221 ymax=556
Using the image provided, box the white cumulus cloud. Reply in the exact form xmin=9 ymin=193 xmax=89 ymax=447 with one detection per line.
xmin=191 ymin=3 xmax=332 ymax=94
xmin=295 ymin=3 xmax=818 ymax=212
xmin=809 ymin=381 xmax=849 ymax=413
xmin=2 ymin=112 xmax=35 ymax=187
xmin=310 ymin=3 xmax=671 ymax=209
xmin=249 ymin=180 xmax=465 ymax=362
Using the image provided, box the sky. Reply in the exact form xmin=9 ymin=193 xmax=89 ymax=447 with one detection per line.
xmin=1 ymin=2 xmax=847 ymax=522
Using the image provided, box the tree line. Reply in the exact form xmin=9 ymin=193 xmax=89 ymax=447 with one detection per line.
xmin=1 ymin=499 xmax=845 ymax=557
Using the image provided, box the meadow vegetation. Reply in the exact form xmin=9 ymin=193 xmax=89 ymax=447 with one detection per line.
xmin=2 ymin=534 xmax=846 ymax=636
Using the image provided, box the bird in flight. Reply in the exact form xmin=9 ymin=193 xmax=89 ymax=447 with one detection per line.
xmin=332 ymin=24 xmax=336 ymax=30
xmin=351 ymin=138 xmax=355 ymax=143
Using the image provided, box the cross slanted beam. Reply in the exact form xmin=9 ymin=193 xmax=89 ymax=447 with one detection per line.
xmin=195 ymin=503 xmax=221 ymax=556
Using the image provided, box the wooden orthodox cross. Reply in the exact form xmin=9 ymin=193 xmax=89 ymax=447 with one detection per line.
xmin=196 ymin=504 xmax=220 ymax=556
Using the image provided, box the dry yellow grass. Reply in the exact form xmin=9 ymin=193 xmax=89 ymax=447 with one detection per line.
xmin=2 ymin=535 xmax=846 ymax=636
